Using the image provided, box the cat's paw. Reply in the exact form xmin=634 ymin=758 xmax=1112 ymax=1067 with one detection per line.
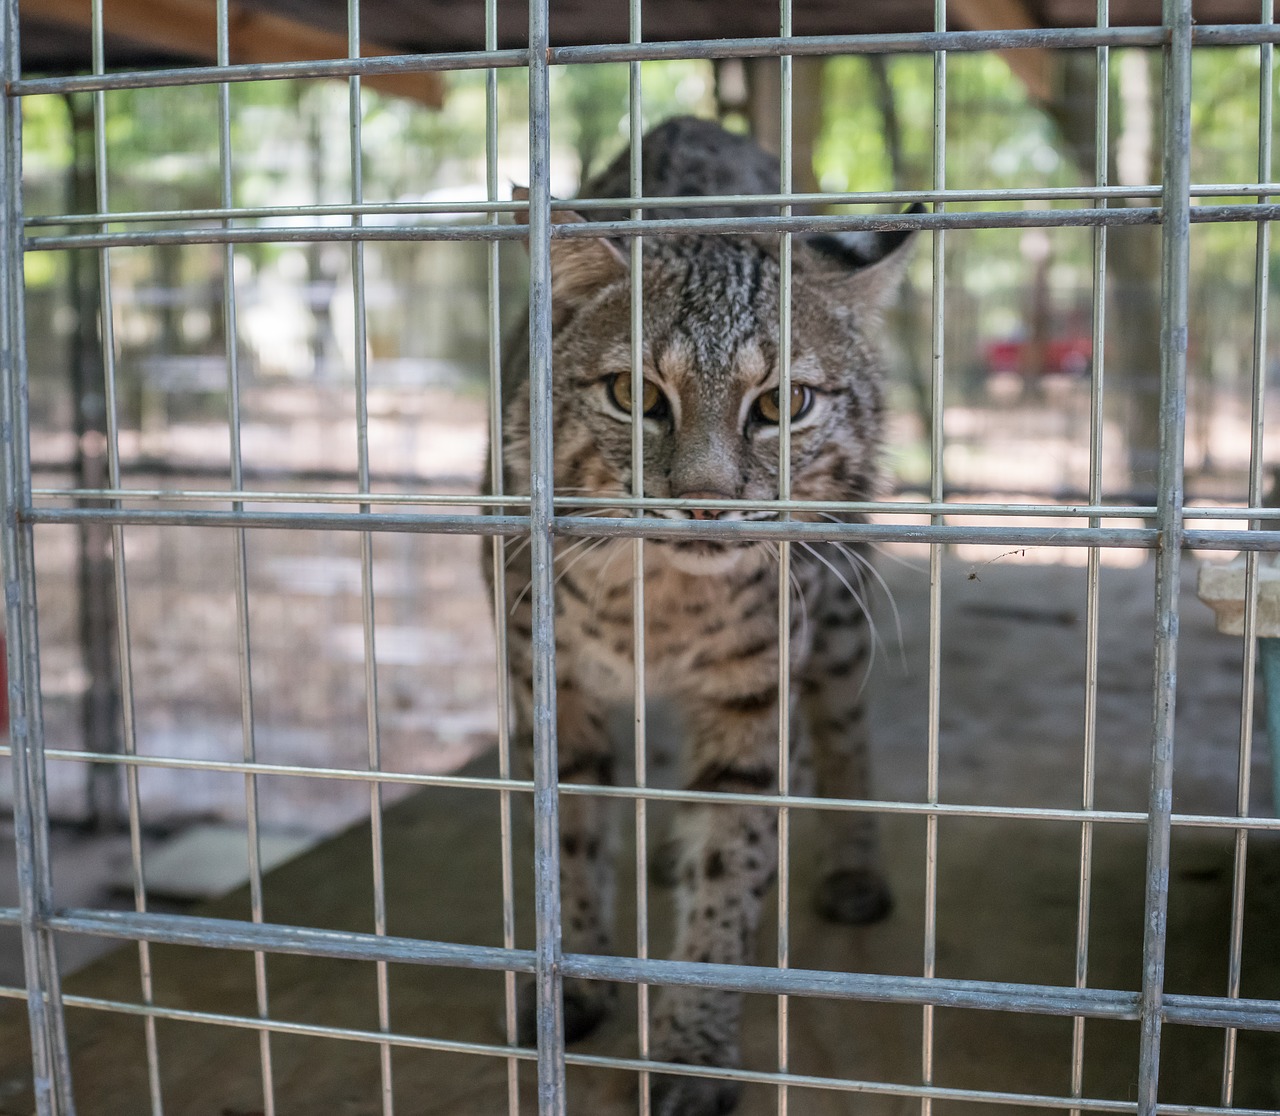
xmin=649 ymin=1071 xmax=741 ymax=1116
xmin=515 ymin=978 xmax=613 ymax=1046
xmin=814 ymin=866 xmax=893 ymax=925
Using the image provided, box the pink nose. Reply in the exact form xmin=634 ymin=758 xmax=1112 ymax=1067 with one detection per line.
xmin=679 ymin=490 xmax=732 ymax=521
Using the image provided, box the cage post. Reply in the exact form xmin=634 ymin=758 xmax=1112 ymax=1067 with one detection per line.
xmin=526 ymin=0 xmax=567 ymax=1109
xmin=482 ymin=0 xmax=520 ymax=1109
xmin=1136 ymin=0 xmax=1192 ymax=1111
xmin=774 ymin=3 xmax=795 ymax=1114
xmin=922 ymin=5 xmax=948 ymax=1115
xmin=341 ymin=0 xmax=398 ymax=1106
xmin=210 ymin=3 xmax=278 ymax=1111
xmin=0 ymin=0 xmax=76 ymax=1109
xmin=625 ymin=2 xmax=651 ymax=1110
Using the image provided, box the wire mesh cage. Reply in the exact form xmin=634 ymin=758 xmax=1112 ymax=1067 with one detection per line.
xmin=2 ymin=0 xmax=1280 ymax=1114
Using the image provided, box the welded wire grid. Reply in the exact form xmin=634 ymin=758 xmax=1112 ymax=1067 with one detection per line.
xmin=2 ymin=0 xmax=1280 ymax=1114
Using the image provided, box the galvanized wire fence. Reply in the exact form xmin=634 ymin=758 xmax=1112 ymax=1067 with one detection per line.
xmin=3 ymin=0 xmax=1280 ymax=1114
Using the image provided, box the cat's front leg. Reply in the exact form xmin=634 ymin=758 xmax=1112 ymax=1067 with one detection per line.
xmin=514 ymin=677 xmax=618 ymax=1045
xmin=649 ymin=702 xmax=781 ymax=1116
xmin=802 ymin=575 xmax=893 ymax=925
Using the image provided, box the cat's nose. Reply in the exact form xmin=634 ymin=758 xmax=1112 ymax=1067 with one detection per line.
xmin=678 ymin=490 xmax=732 ymax=520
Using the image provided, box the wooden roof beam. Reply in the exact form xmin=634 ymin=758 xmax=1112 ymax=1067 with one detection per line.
xmin=25 ymin=0 xmax=445 ymax=107
xmin=948 ymin=0 xmax=1056 ymax=104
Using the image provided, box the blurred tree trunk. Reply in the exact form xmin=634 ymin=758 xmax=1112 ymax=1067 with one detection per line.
xmin=869 ymin=55 xmax=934 ymax=441
xmin=1041 ymin=49 xmax=1164 ymax=492
xmin=66 ymin=93 xmax=125 ymax=830
xmin=735 ymin=57 xmax=824 ymax=193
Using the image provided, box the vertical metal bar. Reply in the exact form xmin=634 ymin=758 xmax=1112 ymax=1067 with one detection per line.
xmin=0 ymin=0 xmax=73 ymax=1109
xmin=626 ymin=10 xmax=651 ymax=1113
xmin=484 ymin=1 xmax=519 ymax=1111
xmin=922 ymin=6 xmax=947 ymax=1115
xmin=1072 ymin=5 xmax=1110 ymax=1110
xmin=1136 ymin=1 xmax=1191 ymax=1112
xmin=215 ymin=3 xmax=274 ymax=1110
xmin=91 ymin=0 xmax=160 ymax=1108
xmin=1221 ymin=3 xmax=1272 ymax=1101
xmin=775 ymin=7 xmax=794 ymax=1115
xmin=345 ymin=2 xmax=394 ymax=1110
xmin=527 ymin=0 xmax=567 ymax=1109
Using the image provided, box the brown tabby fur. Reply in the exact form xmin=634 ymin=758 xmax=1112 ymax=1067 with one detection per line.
xmin=487 ymin=116 xmax=915 ymax=1116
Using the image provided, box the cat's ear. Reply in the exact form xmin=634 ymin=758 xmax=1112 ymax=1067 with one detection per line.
xmin=512 ymin=185 xmax=628 ymax=308
xmin=803 ymin=202 xmax=925 ymax=313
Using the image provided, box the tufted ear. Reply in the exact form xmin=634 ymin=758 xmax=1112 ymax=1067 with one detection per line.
xmin=803 ymin=202 xmax=925 ymax=313
xmin=512 ymin=186 xmax=629 ymax=312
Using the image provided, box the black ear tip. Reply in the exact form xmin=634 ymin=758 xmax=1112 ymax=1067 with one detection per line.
xmin=902 ymin=201 xmax=928 ymax=216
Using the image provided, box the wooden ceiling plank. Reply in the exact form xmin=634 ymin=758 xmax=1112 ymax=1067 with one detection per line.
xmin=949 ymin=0 xmax=1057 ymax=103
xmin=22 ymin=0 xmax=445 ymax=107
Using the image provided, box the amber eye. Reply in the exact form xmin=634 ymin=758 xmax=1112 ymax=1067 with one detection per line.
xmin=754 ymin=384 xmax=814 ymax=424
xmin=608 ymin=373 xmax=667 ymax=418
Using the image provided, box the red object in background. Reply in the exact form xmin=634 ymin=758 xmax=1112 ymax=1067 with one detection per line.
xmin=983 ymin=335 xmax=1092 ymax=377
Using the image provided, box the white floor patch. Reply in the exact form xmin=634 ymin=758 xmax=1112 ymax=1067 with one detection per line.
xmin=111 ymin=823 xmax=320 ymax=901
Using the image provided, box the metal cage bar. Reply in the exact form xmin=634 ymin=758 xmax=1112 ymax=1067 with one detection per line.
xmin=1072 ymin=1 xmax=1111 ymax=1110
xmin=525 ymin=0 xmax=567 ymax=1110
xmin=1136 ymin=3 xmax=1193 ymax=1113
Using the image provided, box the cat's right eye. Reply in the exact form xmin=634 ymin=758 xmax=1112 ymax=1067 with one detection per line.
xmin=608 ymin=373 xmax=669 ymax=419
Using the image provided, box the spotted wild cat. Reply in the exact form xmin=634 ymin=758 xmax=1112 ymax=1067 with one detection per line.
xmin=489 ymin=116 xmax=916 ymax=1116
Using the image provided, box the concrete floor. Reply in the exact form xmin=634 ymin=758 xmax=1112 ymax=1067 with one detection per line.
xmin=0 ymin=555 xmax=1277 ymax=1113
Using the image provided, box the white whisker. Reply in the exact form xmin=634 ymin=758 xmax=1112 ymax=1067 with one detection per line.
xmin=763 ymin=542 xmax=811 ymax=649
xmin=826 ymin=539 xmax=906 ymax=667
xmin=508 ymin=536 xmax=599 ymax=614
xmin=798 ymin=541 xmax=884 ymax=685
xmin=588 ymin=538 xmax=632 ymax=618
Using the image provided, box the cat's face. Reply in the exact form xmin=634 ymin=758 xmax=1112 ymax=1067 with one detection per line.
xmin=540 ymin=233 xmax=903 ymax=517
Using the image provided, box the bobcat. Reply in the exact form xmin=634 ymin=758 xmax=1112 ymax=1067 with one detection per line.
xmin=490 ymin=116 xmax=915 ymax=1115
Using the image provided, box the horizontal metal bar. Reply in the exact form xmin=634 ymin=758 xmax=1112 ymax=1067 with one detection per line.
xmin=32 ymin=487 xmax=1159 ymax=519
xmin=18 ymin=743 xmax=1142 ymax=822
xmin=1162 ymin=994 xmax=1280 ymax=1032
xmin=35 ymin=487 xmax=529 ymax=509
xmin=10 ymin=48 xmax=529 ymax=96
xmin=1184 ymin=529 xmax=1280 ymax=550
xmin=22 ymin=746 xmax=1280 ymax=832
xmin=51 ymin=909 xmax=536 ymax=972
xmin=0 ymin=988 xmax=1148 ymax=1116
xmin=1 ymin=983 xmax=1273 ymax=1116
xmin=564 ymin=956 xmax=1141 ymax=1020
xmin=543 ymin=202 xmax=1280 ymax=237
xmin=1181 ymin=505 xmax=1280 ymax=520
xmin=26 ymin=909 xmax=1280 ymax=1034
xmin=22 ymin=24 xmax=1280 ymax=101
xmin=29 ymin=747 xmax=534 ymax=792
xmin=546 ymin=27 xmax=1174 ymax=65
xmin=22 ymin=506 xmax=529 ymax=536
xmin=25 ymin=181 xmax=1280 ymax=231
xmin=22 ymin=504 xmax=1168 ymax=546
xmin=556 ymin=515 xmax=1159 ymax=548
xmin=27 ymin=200 xmax=1280 ymax=254
xmin=0 ymin=27 xmax=1160 ymax=99
xmin=34 ymin=910 xmax=1141 ymax=1019
xmin=33 ymin=486 xmax=1280 ymax=526
xmin=26 ymin=222 xmax=519 ymax=253
xmin=0 ymin=984 xmax=537 ymax=1063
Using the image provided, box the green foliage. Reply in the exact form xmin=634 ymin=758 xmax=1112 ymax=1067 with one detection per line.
xmin=18 ymin=49 xmax=1280 ymax=410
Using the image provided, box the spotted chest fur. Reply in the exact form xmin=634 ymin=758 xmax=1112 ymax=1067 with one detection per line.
xmin=487 ymin=116 xmax=915 ymax=1116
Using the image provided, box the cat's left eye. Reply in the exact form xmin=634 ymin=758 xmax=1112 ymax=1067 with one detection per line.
xmin=754 ymin=384 xmax=814 ymax=424
xmin=609 ymin=373 xmax=668 ymax=419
